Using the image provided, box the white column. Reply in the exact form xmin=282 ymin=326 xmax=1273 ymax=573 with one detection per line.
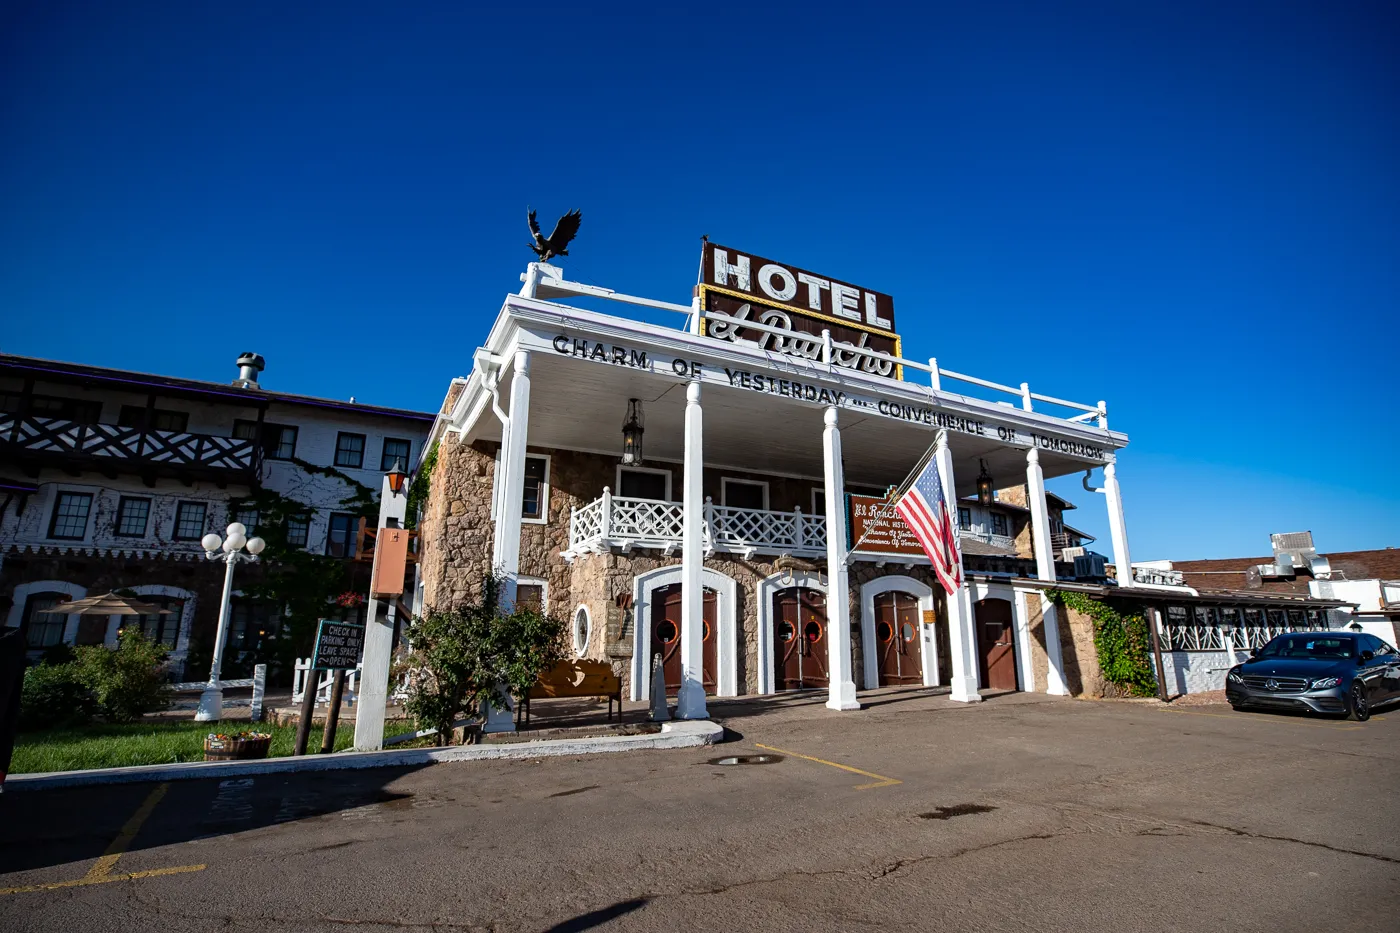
xmin=676 ymin=380 xmax=709 ymax=720
xmin=354 ymin=470 xmax=407 ymax=750
xmin=483 ymin=348 xmax=531 ymax=733
xmin=936 ymin=431 xmax=981 ymax=703
xmin=822 ymin=406 xmax=860 ymax=711
xmin=1104 ymin=460 xmax=1133 ymax=587
xmin=494 ymin=349 xmax=532 ymax=608
xmin=1026 ymin=448 xmax=1069 ymax=695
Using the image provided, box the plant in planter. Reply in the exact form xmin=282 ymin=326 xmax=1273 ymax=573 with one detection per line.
xmin=402 ymin=574 xmax=566 ymax=745
xmin=204 ymin=730 xmax=273 ymax=761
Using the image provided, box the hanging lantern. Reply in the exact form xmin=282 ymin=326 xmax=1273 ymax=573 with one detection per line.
xmin=976 ymin=459 xmax=994 ymax=506
xmin=621 ymin=398 xmax=644 ymax=465
xmin=386 ymin=458 xmax=409 ymax=495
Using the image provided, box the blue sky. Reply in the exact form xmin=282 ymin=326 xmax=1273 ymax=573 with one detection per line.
xmin=2 ymin=2 xmax=1396 ymax=560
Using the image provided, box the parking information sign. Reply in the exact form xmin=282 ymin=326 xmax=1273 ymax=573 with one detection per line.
xmin=311 ymin=619 xmax=365 ymax=671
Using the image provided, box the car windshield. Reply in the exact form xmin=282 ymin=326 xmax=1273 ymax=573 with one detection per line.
xmin=1257 ymin=635 xmax=1354 ymax=659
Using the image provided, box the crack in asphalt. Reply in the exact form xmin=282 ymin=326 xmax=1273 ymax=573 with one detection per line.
xmin=1185 ymin=819 xmax=1400 ymax=865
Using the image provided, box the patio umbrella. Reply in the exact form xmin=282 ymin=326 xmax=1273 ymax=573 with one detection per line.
xmin=37 ymin=593 xmax=172 ymax=616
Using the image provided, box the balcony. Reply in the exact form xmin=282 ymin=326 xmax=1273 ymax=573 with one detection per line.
xmin=959 ymin=528 xmax=1017 ymax=552
xmin=1 ymin=414 xmax=260 ymax=486
xmin=565 ymin=489 xmax=828 ymax=560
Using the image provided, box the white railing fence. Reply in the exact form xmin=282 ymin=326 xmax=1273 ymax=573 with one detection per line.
xmin=292 ymin=659 xmax=360 ymax=707
xmin=1134 ymin=566 xmax=1186 ymax=586
xmin=1160 ymin=606 xmax=1331 ymax=652
xmin=566 ymin=489 xmax=829 ymax=557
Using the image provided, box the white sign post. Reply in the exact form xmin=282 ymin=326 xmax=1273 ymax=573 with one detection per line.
xmin=354 ymin=472 xmax=408 ymax=751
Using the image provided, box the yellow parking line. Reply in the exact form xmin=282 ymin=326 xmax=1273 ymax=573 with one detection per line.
xmin=85 ymin=783 xmax=169 ymax=880
xmin=0 ymin=864 xmax=205 ymax=896
xmin=754 ymin=743 xmax=902 ymax=789
xmin=0 ymin=781 xmax=206 ymax=897
xmin=1160 ymin=708 xmax=1362 ymax=731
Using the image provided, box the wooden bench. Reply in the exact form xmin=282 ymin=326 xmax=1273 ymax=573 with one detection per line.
xmin=517 ymin=660 xmax=623 ymax=726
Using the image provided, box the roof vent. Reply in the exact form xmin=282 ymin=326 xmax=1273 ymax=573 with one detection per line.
xmin=234 ymin=352 xmax=265 ymax=389
xmin=1270 ymin=531 xmax=1330 ymax=578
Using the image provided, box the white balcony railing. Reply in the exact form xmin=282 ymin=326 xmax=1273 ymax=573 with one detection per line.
xmin=1133 ymin=566 xmax=1186 ymax=586
xmin=958 ymin=528 xmax=1017 ymax=551
xmin=565 ymin=488 xmax=828 ymax=560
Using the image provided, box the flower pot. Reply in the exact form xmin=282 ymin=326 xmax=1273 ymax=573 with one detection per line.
xmin=204 ymin=732 xmax=272 ymax=762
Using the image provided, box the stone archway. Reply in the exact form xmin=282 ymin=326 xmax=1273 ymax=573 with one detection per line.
xmin=756 ymin=569 xmax=830 ymax=695
xmin=630 ymin=566 xmax=738 ymax=701
xmin=859 ymin=575 xmax=937 ymax=689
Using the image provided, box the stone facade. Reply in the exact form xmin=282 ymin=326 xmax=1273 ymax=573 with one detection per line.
xmin=417 ymin=435 xmax=1119 ymax=700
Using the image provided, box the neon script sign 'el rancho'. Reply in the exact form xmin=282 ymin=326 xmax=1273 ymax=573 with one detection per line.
xmin=699 ymin=242 xmax=901 ymax=377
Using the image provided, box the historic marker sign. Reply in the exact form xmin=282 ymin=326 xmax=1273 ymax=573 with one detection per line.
xmin=699 ymin=242 xmax=902 ymax=378
xmin=312 ymin=620 xmax=365 ymax=670
xmin=846 ymin=493 xmax=927 ymax=559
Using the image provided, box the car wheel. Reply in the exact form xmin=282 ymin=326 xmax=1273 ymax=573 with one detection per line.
xmin=1348 ymin=682 xmax=1370 ymax=722
xmin=1230 ymin=703 xmax=1246 ymax=712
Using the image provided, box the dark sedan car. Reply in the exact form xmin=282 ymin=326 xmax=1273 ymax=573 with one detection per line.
xmin=1225 ymin=631 xmax=1400 ymax=721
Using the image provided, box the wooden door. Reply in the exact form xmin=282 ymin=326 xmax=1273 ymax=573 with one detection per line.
xmin=975 ymin=598 xmax=1018 ymax=691
xmin=875 ymin=591 xmax=923 ymax=686
xmin=652 ymin=583 xmax=717 ymax=696
xmin=774 ymin=587 xmax=829 ymax=690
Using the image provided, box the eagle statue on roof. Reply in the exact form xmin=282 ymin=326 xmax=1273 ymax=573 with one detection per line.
xmin=527 ymin=207 xmax=582 ymax=263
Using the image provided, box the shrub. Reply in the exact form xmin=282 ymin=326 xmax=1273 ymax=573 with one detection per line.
xmin=19 ymin=662 xmax=97 ymax=732
xmin=403 ymin=575 xmax=566 ymax=744
xmin=74 ymin=628 xmax=173 ymax=722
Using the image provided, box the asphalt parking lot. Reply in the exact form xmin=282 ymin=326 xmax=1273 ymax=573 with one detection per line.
xmin=2 ymin=689 xmax=1397 ymax=932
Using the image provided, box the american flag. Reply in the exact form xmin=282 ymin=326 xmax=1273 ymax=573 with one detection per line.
xmin=893 ymin=452 xmax=963 ymax=595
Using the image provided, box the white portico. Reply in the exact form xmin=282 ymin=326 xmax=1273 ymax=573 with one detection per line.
xmin=421 ymin=254 xmax=1136 ymax=713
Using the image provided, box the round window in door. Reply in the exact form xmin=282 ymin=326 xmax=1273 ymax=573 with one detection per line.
xmin=876 ymin=621 xmax=894 ymax=643
xmin=803 ymin=620 xmax=823 ymax=644
xmin=656 ymin=619 xmax=678 ymax=644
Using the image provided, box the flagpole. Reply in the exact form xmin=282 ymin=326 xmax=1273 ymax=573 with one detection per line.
xmin=841 ymin=430 xmax=945 ymax=566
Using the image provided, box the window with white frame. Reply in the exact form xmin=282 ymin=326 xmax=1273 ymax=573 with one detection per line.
xmin=573 ymin=605 xmax=591 ymax=656
xmin=48 ymin=492 xmax=93 ymax=540
xmin=990 ymin=513 xmax=1009 ymax=536
xmin=515 ymin=577 xmax=547 ymax=613
xmin=721 ymin=477 xmax=768 ymax=510
xmin=617 ymin=465 xmax=670 ymax=501
xmin=173 ymin=501 xmax=208 ymax=540
xmin=957 ymin=507 xmax=972 ymax=531
xmin=521 ymin=455 xmax=550 ymax=522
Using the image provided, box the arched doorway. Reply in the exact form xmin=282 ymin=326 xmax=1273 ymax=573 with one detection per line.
xmin=651 ymin=583 xmax=717 ymax=697
xmin=873 ymin=590 xmax=923 ymax=686
xmin=630 ymin=566 xmax=739 ymax=701
xmin=772 ymin=587 xmax=828 ymax=690
xmin=974 ymin=597 xmax=1018 ymax=690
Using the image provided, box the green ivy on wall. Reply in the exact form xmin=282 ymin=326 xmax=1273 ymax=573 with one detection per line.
xmin=1052 ymin=589 xmax=1158 ymax=697
xmin=404 ymin=440 xmax=437 ymax=531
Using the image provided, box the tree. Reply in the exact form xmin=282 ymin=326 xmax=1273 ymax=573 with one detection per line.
xmin=402 ymin=575 xmax=566 ymax=744
xmin=74 ymin=628 xmax=172 ymax=722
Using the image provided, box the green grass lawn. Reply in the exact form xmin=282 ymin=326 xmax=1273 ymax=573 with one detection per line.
xmin=11 ymin=718 xmax=420 ymax=775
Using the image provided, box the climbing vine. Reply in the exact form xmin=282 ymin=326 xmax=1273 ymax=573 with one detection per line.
xmin=1052 ymin=590 xmax=1158 ymax=697
xmin=404 ymin=440 xmax=438 ymax=531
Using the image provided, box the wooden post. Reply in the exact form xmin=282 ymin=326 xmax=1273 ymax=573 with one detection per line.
xmin=1148 ymin=606 xmax=1169 ymax=703
xmin=320 ymin=669 xmax=348 ymax=754
xmin=293 ymin=668 xmax=319 ymax=756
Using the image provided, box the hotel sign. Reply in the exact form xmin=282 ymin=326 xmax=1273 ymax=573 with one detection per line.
xmin=846 ymin=493 xmax=927 ymax=559
xmin=699 ymin=243 xmax=901 ymax=378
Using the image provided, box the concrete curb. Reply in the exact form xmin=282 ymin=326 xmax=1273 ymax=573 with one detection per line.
xmin=3 ymin=720 xmax=724 ymax=792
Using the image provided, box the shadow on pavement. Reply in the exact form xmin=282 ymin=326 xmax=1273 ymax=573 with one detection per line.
xmin=544 ymin=898 xmax=649 ymax=932
xmin=0 ymin=762 xmax=432 ymax=878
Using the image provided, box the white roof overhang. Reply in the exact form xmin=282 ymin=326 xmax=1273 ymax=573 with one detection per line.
xmin=443 ymin=296 xmax=1129 ymax=496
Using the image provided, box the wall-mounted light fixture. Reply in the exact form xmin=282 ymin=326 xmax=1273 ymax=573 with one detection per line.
xmin=621 ymin=398 xmax=645 ymax=465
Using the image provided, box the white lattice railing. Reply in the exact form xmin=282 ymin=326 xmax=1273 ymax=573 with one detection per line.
xmin=1161 ymin=606 xmax=1331 ymax=652
xmin=565 ymin=488 xmax=828 ymax=558
xmin=960 ymin=529 xmax=1016 ymax=551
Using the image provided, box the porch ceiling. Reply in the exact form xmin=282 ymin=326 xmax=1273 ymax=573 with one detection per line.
xmin=471 ymin=352 xmax=1108 ymax=495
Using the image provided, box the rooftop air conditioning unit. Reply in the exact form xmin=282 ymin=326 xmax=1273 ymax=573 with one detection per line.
xmin=1271 ymin=531 xmax=1331 ymax=578
xmin=1074 ymin=552 xmax=1107 ymax=580
xmin=1061 ymin=546 xmax=1087 ymax=561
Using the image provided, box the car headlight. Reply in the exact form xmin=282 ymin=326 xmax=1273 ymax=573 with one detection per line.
xmin=1309 ymin=677 xmax=1342 ymax=690
xmin=1227 ymin=671 xmax=1244 ymax=684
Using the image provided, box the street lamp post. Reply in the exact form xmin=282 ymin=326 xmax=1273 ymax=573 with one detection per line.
xmin=196 ymin=522 xmax=265 ymax=722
